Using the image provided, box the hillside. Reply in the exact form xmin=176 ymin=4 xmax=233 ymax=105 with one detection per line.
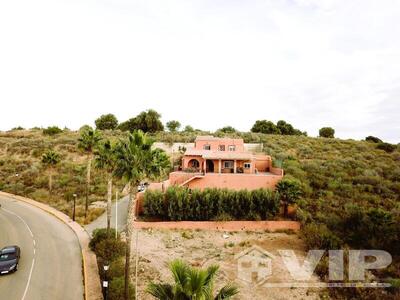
xmin=0 ymin=129 xmax=125 ymax=224
xmin=1 ymin=128 xmax=399 ymax=298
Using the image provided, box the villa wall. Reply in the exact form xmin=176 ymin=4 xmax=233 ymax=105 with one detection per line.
xmin=186 ymin=173 xmax=282 ymax=191
xmin=195 ymin=138 xmax=245 ymax=151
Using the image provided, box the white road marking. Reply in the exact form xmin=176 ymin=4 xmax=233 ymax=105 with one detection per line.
xmin=2 ymin=207 xmax=36 ymax=300
xmin=22 ymin=259 xmax=35 ymax=300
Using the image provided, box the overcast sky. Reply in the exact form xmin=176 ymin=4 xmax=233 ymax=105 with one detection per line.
xmin=0 ymin=0 xmax=399 ymax=142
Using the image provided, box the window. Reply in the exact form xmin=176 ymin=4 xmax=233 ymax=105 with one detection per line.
xmin=244 ymin=163 xmax=251 ymax=169
xmin=203 ymin=144 xmax=211 ymax=150
xmin=218 ymin=145 xmax=225 ymax=151
xmin=224 ymin=161 xmax=234 ymax=168
xmin=228 ymin=145 xmax=236 ymax=151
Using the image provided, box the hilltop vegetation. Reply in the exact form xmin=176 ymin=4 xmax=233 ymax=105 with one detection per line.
xmin=1 ymin=120 xmax=399 ymax=298
xmin=0 ymin=129 xmax=126 ymax=224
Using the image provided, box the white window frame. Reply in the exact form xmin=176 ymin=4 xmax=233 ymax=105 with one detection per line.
xmin=203 ymin=144 xmax=211 ymax=150
xmin=228 ymin=145 xmax=236 ymax=151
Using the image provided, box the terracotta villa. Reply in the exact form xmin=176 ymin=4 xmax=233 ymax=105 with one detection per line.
xmin=151 ymin=136 xmax=283 ymax=191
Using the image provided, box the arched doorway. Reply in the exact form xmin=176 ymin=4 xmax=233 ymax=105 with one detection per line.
xmin=206 ymin=160 xmax=214 ymax=173
xmin=188 ymin=159 xmax=200 ymax=170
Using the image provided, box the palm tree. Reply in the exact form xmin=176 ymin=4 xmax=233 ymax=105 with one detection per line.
xmin=77 ymin=126 xmax=102 ymax=218
xmin=94 ymin=139 xmax=116 ymax=235
xmin=276 ymin=178 xmax=302 ymax=218
xmin=146 ymin=259 xmax=239 ymax=300
xmin=114 ymin=130 xmax=170 ymax=300
xmin=41 ymin=150 xmax=61 ymax=199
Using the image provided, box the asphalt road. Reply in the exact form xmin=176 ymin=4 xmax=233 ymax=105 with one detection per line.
xmin=85 ymin=195 xmax=129 ymax=237
xmin=0 ymin=195 xmax=84 ymax=300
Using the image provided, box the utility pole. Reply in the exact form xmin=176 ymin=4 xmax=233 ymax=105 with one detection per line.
xmin=115 ymin=190 xmax=118 ymax=239
xmin=72 ymin=194 xmax=77 ymax=221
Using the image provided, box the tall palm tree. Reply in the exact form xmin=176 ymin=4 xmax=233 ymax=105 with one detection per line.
xmin=94 ymin=139 xmax=116 ymax=235
xmin=114 ymin=130 xmax=170 ymax=300
xmin=147 ymin=260 xmax=239 ymax=300
xmin=77 ymin=127 xmax=102 ymax=218
xmin=41 ymin=149 xmax=61 ymax=199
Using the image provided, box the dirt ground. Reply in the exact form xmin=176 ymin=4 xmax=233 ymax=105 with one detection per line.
xmin=131 ymin=228 xmax=324 ymax=300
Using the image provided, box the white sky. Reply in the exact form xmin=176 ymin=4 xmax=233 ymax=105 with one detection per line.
xmin=0 ymin=0 xmax=399 ymax=143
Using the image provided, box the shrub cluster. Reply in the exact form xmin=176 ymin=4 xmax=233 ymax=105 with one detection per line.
xmin=42 ymin=126 xmax=63 ymax=136
xmin=90 ymin=228 xmax=135 ymax=300
xmin=143 ymin=186 xmax=279 ymax=221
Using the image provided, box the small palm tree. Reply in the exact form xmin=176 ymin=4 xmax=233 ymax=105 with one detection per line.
xmin=77 ymin=126 xmax=102 ymax=218
xmin=147 ymin=260 xmax=239 ymax=299
xmin=276 ymin=178 xmax=302 ymax=218
xmin=41 ymin=150 xmax=61 ymax=199
xmin=94 ymin=139 xmax=116 ymax=235
xmin=114 ymin=130 xmax=170 ymax=300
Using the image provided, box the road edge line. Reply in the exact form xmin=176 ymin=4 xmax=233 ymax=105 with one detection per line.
xmin=0 ymin=191 xmax=103 ymax=300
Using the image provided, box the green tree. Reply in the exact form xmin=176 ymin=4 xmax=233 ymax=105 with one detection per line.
xmin=365 ymin=136 xmax=382 ymax=143
xmin=319 ymin=127 xmax=335 ymax=138
xmin=166 ymin=120 xmax=181 ymax=132
xmin=276 ymin=178 xmax=302 ymax=218
xmin=94 ymin=140 xmax=117 ymax=234
xmin=183 ymin=125 xmax=194 ymax=132
xmin=147 ymin=259 xmax=239 ymax=300
xmin=118 ymin=109 xmax=164 ymax=133
xmin=41 ymin=150 xmax=61 ymax=199
xmin=95 ymin=114 xmax=118 ymax=130
xmin=251 ymin=120 xmax=280 ymax=134
xmin=78 ymin=126 xmax=102 ymax=218
xmin=218 ymin=126 xmax=237 ymax=134
xmin=114 ymin=130 xmax=170 ymax=300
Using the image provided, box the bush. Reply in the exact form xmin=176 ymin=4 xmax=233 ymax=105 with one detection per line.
xmin=89 ymin=228 xmax=118 ymax=251
xmin=377 ymin=142 xmax=396 ymax=153
xmin=108 ymin=277 xmax=135 ymax=300
xmin=94 ymin=238 xmax=126 ymax=263
xmin=319 ymin=127 xmax=335 ymax=138
xmin=143 ymin=186 xmax=280 ymax=221
xmin=95 ymin=114 xmax=118 ymax=130
xmin=42 ymin=126 xmax=63 ymax=136
xmin=365 ymin=136 xmax=382 ymax=143
xmin=108 ymin=258 xmax=125 ymax=278
xmin=301 ymin=223 xmax=342 ymax=250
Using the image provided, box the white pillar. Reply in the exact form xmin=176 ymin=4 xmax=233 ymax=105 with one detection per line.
xmin=219 ymin=159 xmax=222 ymax=173
xmin=204 ymin=159 xmax=207 ymax=174
xmin=234 ymin=160 xmax=237 ymax=173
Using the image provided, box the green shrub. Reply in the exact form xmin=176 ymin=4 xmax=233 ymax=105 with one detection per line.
xmin=94 ymin=238 xmax=126 ymax=263
xmin=95 ymin=114 xmax=119 ymax=130
xmin=143 ymin=186 xmax=279 ymax=221
xmin=377 ymin=142 xmax=396 ymax=153
xmin=108 ymin=258 xmax=125 ymax=279
xmin=89 ymin=228 xmax=119 ymax=251
xmin=108 ymin=277 xmax=135 ymax=300
xmin=42 ymin=126 xmax=63 ymax=136
xmin=301 ymin=223 xmax=342 ymax=250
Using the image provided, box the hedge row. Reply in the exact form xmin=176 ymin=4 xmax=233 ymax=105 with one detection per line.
xmin=143 ymin=186 xmax=279 ymax=221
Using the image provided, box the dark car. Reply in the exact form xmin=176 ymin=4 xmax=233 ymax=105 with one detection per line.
xmin=0 ymin=246 xmax=20 ymax=275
